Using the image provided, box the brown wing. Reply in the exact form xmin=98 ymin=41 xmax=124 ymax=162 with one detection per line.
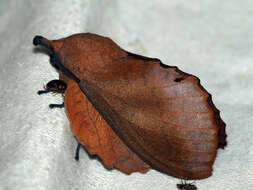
xmin=78 ymin=56 xmax=226 ymax=179
xmin=64 ymin=80 xmax=150 ymax=174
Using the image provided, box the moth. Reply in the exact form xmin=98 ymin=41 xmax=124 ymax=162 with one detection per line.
xmin=34 ymin=33 xmax=227 ymax=180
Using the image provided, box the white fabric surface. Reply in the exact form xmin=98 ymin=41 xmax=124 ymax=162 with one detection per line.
xmin=0 ymin=1 xmax=252 ymax=189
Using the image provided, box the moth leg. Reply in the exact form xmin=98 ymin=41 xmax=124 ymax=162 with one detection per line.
xmin=37 ymin=90 xmax=50 ymax=95
xmin=49 ymin=102 xmax=65 ymax=109
xmin=75 ymin=143 xmax=82 ymax=161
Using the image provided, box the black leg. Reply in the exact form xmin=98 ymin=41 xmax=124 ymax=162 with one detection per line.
xmin=49 ymin=102 xmax=64 ymax=109
xmin=75 ymin=143 xmax=82 ymax=161
xmin=37 ymin=90 xmax=50 ymax=95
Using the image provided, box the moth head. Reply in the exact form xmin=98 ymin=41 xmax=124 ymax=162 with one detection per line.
xmin=45 ymin=79 xmax=67 ymax=94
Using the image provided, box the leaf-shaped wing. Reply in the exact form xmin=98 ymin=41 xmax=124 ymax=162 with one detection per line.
xmin=78 ymin=56 xmax=226 ymax=179
xmin=64 ymin=80 xmax=150 ymax=174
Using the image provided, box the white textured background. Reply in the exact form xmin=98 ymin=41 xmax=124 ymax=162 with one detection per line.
xmin=0 ymin=1 xmax=252 ymax=190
